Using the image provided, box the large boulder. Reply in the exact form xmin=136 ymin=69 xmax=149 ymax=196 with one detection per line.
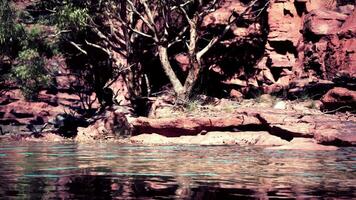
xmin=303 ymin=9 xmax=348 ymax=36
xmin=314 ymin=122 xmax=356 ymax=146
xmin=320 ymin=87 xmax=356 ymax=111
xmin=76 ymin=109 xmax=130 ymax=142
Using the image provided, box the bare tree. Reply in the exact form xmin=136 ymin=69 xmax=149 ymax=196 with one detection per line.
xmin=123 ymin=0 xmax=267 ymax=103
xmin=51 ymin=0 xmax=268 ymax=105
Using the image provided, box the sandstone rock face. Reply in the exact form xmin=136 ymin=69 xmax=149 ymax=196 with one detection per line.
xmin=0 ymin=89 xmax=82 ymax=125
xmin=202 ymin=0 xmax=355 ymax=97
xmin=299 ymin=7 xmax=355 ymax=83
xmin=326 ymin=9 xmax=356 ymax=79
xmin=320 ymin=87 xmax=356 ymax=111
xmin=174 ymin=53 xmax=190 ymax=72
xmin=128 ymin=102 xmax=356 ymax=147
xmin=268 ymin=0 xmax=302 ymax=46
xmin=202 ymin=0 xmax=264 ymax=42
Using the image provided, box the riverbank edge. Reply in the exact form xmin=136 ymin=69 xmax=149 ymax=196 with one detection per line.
xmin=1 ymin=99 xmax=354 ymax=150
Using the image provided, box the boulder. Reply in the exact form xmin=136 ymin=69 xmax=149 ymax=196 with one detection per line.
xmin=337 ymin=5 xmax=355 ymax=16
xmin=303 ymin=10 xmax=348 ymax=37
xmin=273 ymin=101 xmax=287 ymax=110
xmin=230 ymin=89 xmax=244 ymax=101
xmin=267 ymin=51 xmax=296 ymax=68
xmin=320 ymin=87 xmax=356 ymax=111
xmin=314 ymin=121 xmax=356 ymax=146
xmin=51 ymin=113 xmax=88 ymax=137
xmin=76 ymin=109 xmax=130 ymax=142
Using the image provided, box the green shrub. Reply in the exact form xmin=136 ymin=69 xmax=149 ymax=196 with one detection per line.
xmin=0 ymin=0 xmax=24 ymax=56
xmin=11 ymin=49 xmax=51 ymax=100
xmin=185 ymin=100 xmax=200 ymax=113
xmin=56 ymin=4 xmax=89 ymax=32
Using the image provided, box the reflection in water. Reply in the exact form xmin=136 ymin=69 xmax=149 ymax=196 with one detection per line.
xmin=0 ymin=142 xmax=355 ymax=199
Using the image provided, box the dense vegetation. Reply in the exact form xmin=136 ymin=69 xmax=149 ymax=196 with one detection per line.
xmin=1 ymin=0 xmax=352 ymax=106
xmin=0 ymin=0 xmax=55 ymax=99
xmin=0 ymin=0 xmax=271 ymax=106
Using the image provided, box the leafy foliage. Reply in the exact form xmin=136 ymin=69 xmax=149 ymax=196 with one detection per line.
xmin=11 ymin=49 xmax=51 ymax=100
xmin=0 ymin=0 xmax=24 ymax=56
xmin=1 ymin=1 xmax=56 ymax=99
xmin=56 ymin=4 xmax=89 ymax=32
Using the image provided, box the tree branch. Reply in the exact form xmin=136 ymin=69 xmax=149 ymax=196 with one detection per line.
xmin=127 ymin=0 xmax=156 ymax=33
xmin=171 ymin=0 xmax=193 ymax=11
xmin=69 ymin=41 xmax=87 ymax=55
xmin=120 ymin=18 xmax=154 ymax=39
xmin=199 ymin=0 xmax=219 ymax=17
xmin=85 ymin=40 xmax=111 ymax=56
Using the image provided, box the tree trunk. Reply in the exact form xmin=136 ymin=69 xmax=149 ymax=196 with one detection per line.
xmin=121 ymin=1 xmax=143 ymax=100
xmin=178 ymin=15 xmax=202 ymax=102
xmin=180 ymin=57 xmax=201 ymax=101
xmin=157 ymin=45 xmax=184 ymax=95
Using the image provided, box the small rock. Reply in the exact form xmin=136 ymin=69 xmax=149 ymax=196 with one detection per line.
xmin=259 ymin=94 xmax=274 ymax=102
xmin=273 ymin=101 xmax=287 ymax=109
xmin=230 ymin=89 xmax=243 ymax=101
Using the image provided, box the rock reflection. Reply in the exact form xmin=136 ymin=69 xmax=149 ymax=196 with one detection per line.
xmin=0 ymin=142 xmax=355 ymax=199
xmin=54 ymin=175 xmax=260 ymax=200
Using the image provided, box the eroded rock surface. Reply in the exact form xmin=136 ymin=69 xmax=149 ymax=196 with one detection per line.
xmin=129 ymin=102 xmax=356 ymax=147
xmin=130 ymin=115 xmax=259 ymax=137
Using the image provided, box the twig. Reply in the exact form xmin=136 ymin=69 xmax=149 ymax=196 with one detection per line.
xmin=322 ymin=106 xmax=353 ymax=114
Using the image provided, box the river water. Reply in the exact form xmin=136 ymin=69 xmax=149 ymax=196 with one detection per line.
xmin=0 ymin=142 xmax=355 ymax=199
